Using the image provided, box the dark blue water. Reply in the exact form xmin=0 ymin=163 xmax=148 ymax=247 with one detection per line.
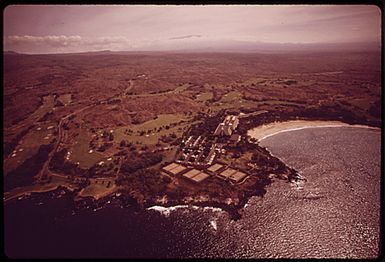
xmin=4 ymin=127 xmax=381 ymax=258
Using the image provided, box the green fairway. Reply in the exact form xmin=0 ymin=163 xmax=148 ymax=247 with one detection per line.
xmin=114 ymin=114 xmax=194 ymax=145
xmin=69 ymin=130 xmax=104 ymax=169
xmin=4 ymin=122 xmax=56 ymax=174
xmin=196 ymin=92 xmax=213 ymax=102
xmin=57 ymin=94 xmax=72 ymax=106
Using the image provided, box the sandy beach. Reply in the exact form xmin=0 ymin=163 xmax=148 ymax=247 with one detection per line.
xmin=247 ymin=120 xmax=378 ymax=142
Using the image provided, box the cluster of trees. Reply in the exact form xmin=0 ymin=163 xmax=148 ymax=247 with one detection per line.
xmin=120 ymin=152 xmax=163 ymax=174
xmin=138 ymin=121 xmax=186 ymax=136
xmin=96 ymin=142 xmax=113 ymax=152
xmin=159 ymin=133 xmax=177 ymax=143
xmin=188 ymin=110 xmax=226 ymax=136
xmin=49 ymin=148 xmax=86 ymax=176
xmin=116 ymin=168 xmax=171 ymax=196
xmin=38 ymin=111 xmax=54 ymax=122
xmin=101 ymin=130 xmax=114 ymax=141
xmin=225 ymin=139 xmax=255 ymax=155
xmin=297 ymin=104 xmax=367 ymax=125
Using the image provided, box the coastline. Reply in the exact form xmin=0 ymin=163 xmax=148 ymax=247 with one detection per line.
xmin=4 ymin=183 xmax=77 ymax=202
xmin=247 ymin=120 xmax=380 ymax=142
xmin=5 ymin=119 xmax=379 ymax=218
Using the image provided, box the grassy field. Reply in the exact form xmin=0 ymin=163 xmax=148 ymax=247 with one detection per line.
xmin=211 ymin=95 xmax=259 ymax=112
xmin=173 ymin=83 xmax=190 ymax=93
xmin=30 ymin=95 xmax=55 ymax=121
xmin=114 ymin=114 xmax=192 ymax=145
xmin=69 ymin=130 xmax=105 ymax=169
xmin=78 ymin=178 xmax=116 ymax=200
xmin=4 ymin=122 xmax=57 ymax=174
xmin=131 ymin=114 xmax=187 ymax=131
xmin=57 ymin=94 xmax=72 ymax=106
xmin=220 ymin=91 xmax=242 ymax=103
xmin=7 ymin=94 xmax=55 ymax=132
xmin=196 ymin=92 xmax=213 ymax=102
xmin=251 ymin=99 xmax=306 ymax=107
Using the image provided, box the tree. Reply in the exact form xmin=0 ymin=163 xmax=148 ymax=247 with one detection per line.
xmin=120 ymin=139 xmax=126 ymax=147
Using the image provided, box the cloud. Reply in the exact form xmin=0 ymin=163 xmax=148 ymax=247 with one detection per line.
xmin=4 ymin=34 xmax=205 ymax=53
xmin=168 ymin=34 xmax=202 ymax=40
xmin=6 ymin=35 xmax=82 ymax=47
xmin=4 ymin=35 xmax=140 ymax=53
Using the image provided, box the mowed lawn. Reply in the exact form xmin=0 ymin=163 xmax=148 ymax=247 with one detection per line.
xmin=114 ymin=113 xmax=192 ymax=145
xmin=210 ymin=90 xmax=260 ymax=112
xmin=196 ymin=91 xmax=213 ymax=102
xmin=78 ymin=178 xmax=116 ymax=200
xmin=57 ymin=93 xmax=72 ymax=106
xmin=4 ymin=122 xmax=57 ymax=174
xmin=69 ymin=130 xmax=104 ymax=169
xmin=28 ymin=95 xmax=55 ymax=123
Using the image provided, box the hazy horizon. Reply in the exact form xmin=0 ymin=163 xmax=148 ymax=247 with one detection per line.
xmin=3 ymin=5 xmax=381 ymax=54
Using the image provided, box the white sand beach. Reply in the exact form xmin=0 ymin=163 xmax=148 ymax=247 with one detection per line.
xmin=247 ymin=120 xmax=379 ymax=142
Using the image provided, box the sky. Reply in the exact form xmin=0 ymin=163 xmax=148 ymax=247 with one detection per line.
xmin=3 ymin=5 xmax=381 ymax=54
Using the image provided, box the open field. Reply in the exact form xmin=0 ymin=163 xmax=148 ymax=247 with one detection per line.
xmin=195 ymin=92 xmax=213 ymax=102
xmin=56 ymin=93 xmax=72 ymax=106
xmin=69 ymin=130 xmax=105 ymax=169
xmin=114 ymin=114 xmax=193 ymax=145
xmin=77 ymin=178 xmax=117 ymax=200
xmin=4 ymin=122 xmax=56 ymax=175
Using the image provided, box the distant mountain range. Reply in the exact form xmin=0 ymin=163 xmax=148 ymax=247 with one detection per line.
xmin=3 ymin=51 xmax=22 ymax=55
xmin=149 ymin=40 xmax=381 ymax=53
xmin=4 ymin=41 xmax=380 ymax=55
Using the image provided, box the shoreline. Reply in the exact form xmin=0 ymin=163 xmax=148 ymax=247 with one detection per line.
xmin=5 ymin=119 xmax=379 ymax=217
xmin=247 ymin=120 xmax=380 ymax=142
xmin=4 ymin=183 xmax=77 ymax=202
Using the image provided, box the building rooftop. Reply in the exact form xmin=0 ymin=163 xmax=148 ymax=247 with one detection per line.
xmin=163 ymin=162 xmax=187 ymax=175
xmin=183 ymin=169 xmax=201 ymax=179
xmin=163 ymin=162 xmax=179 ymax=172
xmin=229 ymin=171 xmax=248 ymax=183
xmin=207 ymin=163 xmax=223 ymax=172
xmin=191 ymin=172 xmax=210 ymax=183
xmin=214 ymin=115 xmax=239 ymax=136
xmin=169 ymin=165 xmax=188 ymax=175
xmin=218 ymin=168 xmax=237 ymax=179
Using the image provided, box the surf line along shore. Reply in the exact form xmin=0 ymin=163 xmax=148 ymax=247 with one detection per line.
xmin=247 ymin=120 xmax=380 ymax=142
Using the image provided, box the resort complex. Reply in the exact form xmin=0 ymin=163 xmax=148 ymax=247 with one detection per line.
xmin=163 ymin=114 xmax=249 ymax=184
